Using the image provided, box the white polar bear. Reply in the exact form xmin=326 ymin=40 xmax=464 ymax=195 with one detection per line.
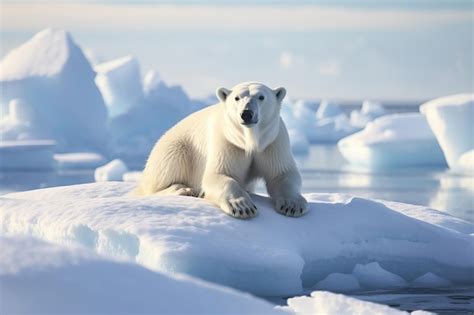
xmin=135 ymin=82 xmax=307 ymax=219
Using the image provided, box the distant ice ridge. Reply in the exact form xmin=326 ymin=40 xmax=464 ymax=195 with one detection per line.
xmin=420 ymin=94 xmax=474 ymax=172
xmin=338 ymin=113 xmax=446 ymax=168
xmin=1 ymin=182 xmax=472 ymax=297
xmin=54 ymin=152 xmax=106 ymax=170
xmin=0 ymin=235 xmax=280 ymax=314
xmin=350 ymin=100 xmax=387 ymax=128
xmin=0 ymin=140 xmax=56 ymax=170
xmin=281 ymin=99 xmax=385 ymax=149
xmin=0 ymin=28 xmax=108 ymax=152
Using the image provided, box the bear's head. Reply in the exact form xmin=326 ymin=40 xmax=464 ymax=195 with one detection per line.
xmin=216 ymin=82 xmax=286 ymax=152
xmin=216 ymin=82 xmax=286 ymax=129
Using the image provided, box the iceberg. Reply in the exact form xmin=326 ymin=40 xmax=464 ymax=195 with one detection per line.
xmin=338 ymin=113 xmax=446 ymax=168
xmin=94 ymin=55 xmax=143 ymax=118
xmin=350 ymin=100 xmax=387 ymax=128
xmin=0 ymin=235 xmax=280 ymax=314
xmin=420 ymin=94 xmax=474 ymax=171
xmin=0 ymin=140 xmax=56 ymax=170
xmin=0 ymin=28 xmax=108 ymax=152
xmin=1 ymin=182 xmax=472 ymax=297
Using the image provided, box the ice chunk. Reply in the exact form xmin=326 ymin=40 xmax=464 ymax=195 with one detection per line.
xmin=0 ymin=140 xmax=56 ymax=170
xmin=94 ymin=159 xmax=128 ymax=182
xmin=94 ymin=55 xmax=143 ymax=118
xmin=316 ymin=100 xmax=343 ymax=120
xmin=286 ymin=291 xmax=408 ymax=315
xmin=353 ymin=262 xmax=408 ymax=289
xmin=0 ymin=28 xmax=108 ymax=151
xmin=54 ymin=152 xmax=107 ymax=170
xmin=420 ymin=94 xmax=474 ymax=171
xmin=313 ymin=273 xmax=360 ymax=292
xmin=338 ymin=113 xmax=446 ymax=168
xmin=411 ymin=272 xmax=451 ymax=288
xmin=350 ymin=100 xmax=387 ymax=128
xmin=0 ymin=235 xmax=280 ymax=314
xmin=1 ymin=182 xmax=473 ymax=297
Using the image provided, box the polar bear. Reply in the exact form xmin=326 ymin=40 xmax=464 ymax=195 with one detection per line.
xmin=134 ymin=82 xmax=307 ymax=219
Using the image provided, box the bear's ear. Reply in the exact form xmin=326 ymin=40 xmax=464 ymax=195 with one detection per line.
xmin=274 ymin=87 xmax=286 ymax=103
xmin=216 ymin=87 xmax=231 ymax=103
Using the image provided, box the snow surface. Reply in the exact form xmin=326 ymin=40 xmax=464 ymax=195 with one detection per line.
xmin=0 ymin=28 xmax=108 ymax=152
xmin=350 ymin=100 xmax=387 ymax=128
xmin=420 ymin=94 xmax=474 ymax=171
xmin=54 ymin=152 xmax=107 ymax=170
xmin=284 ymin=291 xmax=431 ymax=315
xmin=316 ymin=100 xmax=344 ymax=120
xmin=0 ymin=140 xmax=56 ymax=170
xmin=338 ymin=113 xmax=446 ymax=168
xmin=94 ymin=55 xmax=143 ymax=118
xmin=0 ymin=235 xmax=280 ymax=314
xmin=94 ymin=159 xmax=128 ymax=182
xmin=1 ymin=182 xmax=472 ymax=297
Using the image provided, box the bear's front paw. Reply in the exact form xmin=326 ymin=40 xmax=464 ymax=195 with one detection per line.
xmin=274 ymin=195 xmax=307 ymax=217
xmin=221 ymin=196 xmax=257 ymax=219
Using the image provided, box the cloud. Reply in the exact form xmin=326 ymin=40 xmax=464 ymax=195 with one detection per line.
xmin=2 ymin=3 xmax=472 ymax=32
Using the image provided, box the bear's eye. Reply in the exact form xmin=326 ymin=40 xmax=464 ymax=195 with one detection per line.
xmin=235 ymin=96 xmax=240 ymax=101
xmin=258 ymin=95 xmax=265 ymax=101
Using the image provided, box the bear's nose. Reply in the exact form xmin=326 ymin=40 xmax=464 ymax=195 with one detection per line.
xmin=241 ymin=110 xmax=254 ymax=123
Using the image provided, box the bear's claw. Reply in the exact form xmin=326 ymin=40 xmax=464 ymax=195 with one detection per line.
xmin=275 ymin=195 xmax=307 ymax=217
xmin=223 ymin=196 xmax=258 ymax=219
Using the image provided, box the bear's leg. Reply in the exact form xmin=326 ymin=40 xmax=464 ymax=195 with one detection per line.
xmin=202 ymin=173 xmax=257 ymax=219
xmin=153 ymin=184 xmax=197 ymax=197
xmin=266 ymin=171 xmax=308 ymax=217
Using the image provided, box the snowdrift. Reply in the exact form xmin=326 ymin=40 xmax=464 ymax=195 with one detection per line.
xmin=420 ymin=94 xmax=474 ymax=171
xmin=0 ymin=235 xmax=279 ymax=314
xmin=0 ymin=28 xmax=108 ymax=151
xmin=1 ymin=182 xmax=472 ymax=297
xmin=338 ymin=113 xmax=446 ymax=168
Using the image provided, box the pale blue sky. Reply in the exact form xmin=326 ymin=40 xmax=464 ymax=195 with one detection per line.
xmin=1 ymin=1 xmax=473 ymax=100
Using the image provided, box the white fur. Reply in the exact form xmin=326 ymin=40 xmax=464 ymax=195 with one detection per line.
xmin=135 ymin=82 xmax=307 ymax=219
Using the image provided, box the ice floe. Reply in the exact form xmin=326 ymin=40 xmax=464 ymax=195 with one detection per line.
xmin=1 ymin=182 xmax=472 ymax=297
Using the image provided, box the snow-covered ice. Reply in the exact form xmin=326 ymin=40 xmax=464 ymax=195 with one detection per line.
xmin=287 ymin=128 xmax=310 ymax=154
xmin=420 ymin=94 xmax=474 ymax=171
xmin=338 ymin=113 xmax=446 ymax=168
xmin=350 ymin=100 xmax=387 ymax=128
xmin=94 ymin=55 xmax=143 ymax=118
xmin=0 ymin=235 xmax=280 ymax=314
xmin=0 ymin=140 xmax=56 ymax=170
xmin=94 ymin=159 xmax=128 ymax=182
xmin=1 ymin=182 xmax=472 ymax=297
xmin=54 ymin=152 xmax=107 ymax=170
xmin=0 ymin=28 xmax=108 ymax=151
